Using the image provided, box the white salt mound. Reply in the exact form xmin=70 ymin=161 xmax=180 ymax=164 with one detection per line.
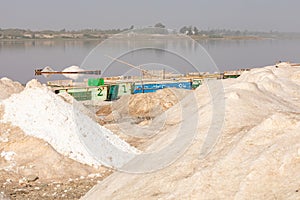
xmin=62 ymin=65 xmax=84 ymax=80
xmin=1 ymin=79 xmax=138 ymax=168
xmin=83 ymin=64 xmax=300 ymax=199
xmin=62 ymin=65 xmax=84 ymax=72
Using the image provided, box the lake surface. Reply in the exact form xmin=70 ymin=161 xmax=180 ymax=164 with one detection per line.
xmin=1 ymin=38 xmax=300 ymax=84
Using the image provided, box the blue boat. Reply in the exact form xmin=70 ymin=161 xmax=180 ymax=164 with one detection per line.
xmin=133 ymin=81 xmax=192 ymax=94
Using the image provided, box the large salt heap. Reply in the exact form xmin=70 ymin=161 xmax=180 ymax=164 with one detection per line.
xmin=1 ymin=80 xmax=138 ymax=168
xmin=83 ymin=63 xmax=300 ymax=199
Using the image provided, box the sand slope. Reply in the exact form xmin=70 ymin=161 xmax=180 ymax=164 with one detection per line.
xmin=0 ymin=122 xmax=102 ymax=180
xmin=83 ymin=63 xmax=300 ymax=199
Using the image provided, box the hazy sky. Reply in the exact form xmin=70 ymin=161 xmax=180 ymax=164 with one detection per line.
xmin=1 ymin=0 xmax=300 ymax=32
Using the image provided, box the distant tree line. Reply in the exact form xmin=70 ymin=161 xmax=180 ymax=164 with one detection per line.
xmin=0 ymin=23 xmax=297 ymax=40
xmin=178 ymin=25 xmax=282 ymax=38
xmin=0 ymin=25 xmax=136 ymax=39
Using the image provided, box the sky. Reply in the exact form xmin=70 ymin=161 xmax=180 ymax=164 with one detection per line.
xmin=1 ymin=0 xmax=300 ymax=32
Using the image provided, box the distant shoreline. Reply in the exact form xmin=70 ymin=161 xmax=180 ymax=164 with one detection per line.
xmin=2 ymin=35 xmax=300 ymax=42
xmin=2 ymin=27 xmax=300 ymax=42
xmin=0 ymin=36 xmax=274 ymax=42
xmin=0 ymin=38 xmax=105 ymax=42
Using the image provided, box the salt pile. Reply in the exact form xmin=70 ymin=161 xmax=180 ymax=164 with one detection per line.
xmin=100 ymin=88 xmax=191 ymax=124
xmin=0 ymin=77 xmax=24 ymax=100
xmin=83 ymin=63 xmax=300 ymax=199
xmin=62 ymin=65 xmax=84 ymax=79
xmin=41 ymin=65 xmax=85 ymax=79
xmin=125 ymin=88 xmax=191 ymax=118
xmin=1 ymin=80 xmax=138 ymax=168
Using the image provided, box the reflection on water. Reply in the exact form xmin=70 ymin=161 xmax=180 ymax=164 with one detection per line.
xmin=0 ymin=39 xmax=99 ymax=49
xmin=80 ymin=36 xmax=216 ymax=79
xmin=0 ymin=40 xmax=99 ymax=83
xmin=199 ymin=39 xmax=300 ymax=69
xmin=1 ymin=38 xmax=300 ymax=84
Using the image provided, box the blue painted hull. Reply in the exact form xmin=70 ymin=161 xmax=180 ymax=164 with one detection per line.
xmin=133 ymin=81 xmax=192 ymax=94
